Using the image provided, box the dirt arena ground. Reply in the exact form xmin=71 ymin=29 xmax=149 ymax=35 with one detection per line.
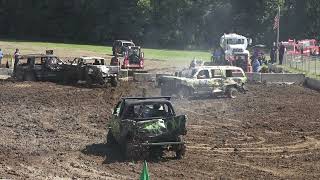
xmin=0 ymin=76 xmax=319 ymax=179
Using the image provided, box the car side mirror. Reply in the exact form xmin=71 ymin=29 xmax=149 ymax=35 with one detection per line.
xmin=112 ymin=107 xmax=119 ymax=116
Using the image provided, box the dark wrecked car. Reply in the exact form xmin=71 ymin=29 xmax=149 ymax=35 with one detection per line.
xmin=107 ymin=97 xmax=187 ymax=160
xmin=64 ymin=56 xmax=119 ymax=87
xmin=15 ymin=54 xmax=65 ymax=82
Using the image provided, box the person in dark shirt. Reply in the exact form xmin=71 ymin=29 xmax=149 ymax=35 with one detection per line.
xmin=270 ymin=42 xmax=277 ymax=64
xmin=279 ymin=43 xmax=285 ymax=65
xmin=110 ymin=54 xmax=120 ymax=66
xmin=13 ymin=49 xmax=20 ymax=75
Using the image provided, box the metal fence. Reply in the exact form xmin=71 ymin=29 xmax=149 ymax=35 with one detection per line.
xmin=284 ymin=53 xmax=320 ymax=78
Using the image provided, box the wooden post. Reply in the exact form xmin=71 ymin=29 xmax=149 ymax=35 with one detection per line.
xmin=276 ymin=6 xmax=281 ymax=64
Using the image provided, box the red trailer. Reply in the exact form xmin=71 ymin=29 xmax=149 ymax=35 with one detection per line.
xmin=297 ymin=39 xmax=319 ymax=55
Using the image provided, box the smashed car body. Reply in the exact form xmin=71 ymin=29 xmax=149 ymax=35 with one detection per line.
xmin=159 ymin=66 xmax=247 ymax=98
xmin=107 ymin=97 xmax=187 ymax=160
xmin=15 ymin=54 xmax=65 ymax=82
xmin=65 ymin=56 xmax=119 ymax=86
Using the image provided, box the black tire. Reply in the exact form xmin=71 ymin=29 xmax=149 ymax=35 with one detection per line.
xmin=62 ymin=73 xmax=72 ymax=84
xmin=123 ymin=142 xmax=137 ymax=160
xmin=110 ymin=77 xmax=118 ymax=87
xmin=160 ymin=84 xmax=170 ymax=96
xmin=175 ymin=137 xmax=186 ymax=159
xmin=226 ymin=87 xmax=238 ymax=99
xmin=177 ymin=86 xmax=192 ymax=99
xmin=16 ymin=73 xmax=24 ymax=81
xmin=150 ymin=147 xmax=164 ymax=160
xmin=107 ymin=130 xmax=116 ymax=145
xmin=85 ymin=75 xmax=93 ymax=88
xmin=24 ymin=72 xmax=36 ymax=81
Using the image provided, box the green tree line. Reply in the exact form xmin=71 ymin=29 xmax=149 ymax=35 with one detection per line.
xmin=0 ymin=0 xmax=319 ymax=49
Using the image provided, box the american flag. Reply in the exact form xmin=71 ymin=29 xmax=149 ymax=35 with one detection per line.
xmin=273 ymin=12 xmax=280 ymax=30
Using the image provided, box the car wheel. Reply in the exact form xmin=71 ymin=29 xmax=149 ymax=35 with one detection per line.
xmin=177 ymin=86 xmax=191 ymax=99
xmin=123 ymin=142 xmax=136 ymax=160
xmin=15 ymin=73 xmax=24 ymax=81
xmin=107 ymin=130 xmax=116 ymax=145
xmin=24 ymin=72 xmax=36 ymax=81
xmin=85 ymin=75 xmax=93 ymax=87
xmin=110 ymin=77 xmax=118 ymax=87
xmin=175 ymin=136 xmax=186 ymax=159
xmin=150 ymin=147 xmax=164 ymax=160
xmin=226 ymin=87 xmax=238 ymax=99
xmin=160 ymin=84 xmax=170 ymax=96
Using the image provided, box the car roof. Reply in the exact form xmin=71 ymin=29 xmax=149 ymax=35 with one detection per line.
xmin=116 ymin=40 xmax=134 ymax=43
xmin=122 ymin=97 xmax=172 ymax=105
xmin=193 ymin=66 xmax=244 ymax=71
xmin=124 ymin=99 xmax=172 ymax=105
xmin=20 ymin=54 xmax=58 ymax=58
xmin=78 ymin=56 xmax=105 ymax=60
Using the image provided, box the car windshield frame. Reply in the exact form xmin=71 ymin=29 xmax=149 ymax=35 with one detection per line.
xmin=121 ymin=101 xmax=176 ymax=120
xmin=226 ymin=38 xmax=245 ymax=45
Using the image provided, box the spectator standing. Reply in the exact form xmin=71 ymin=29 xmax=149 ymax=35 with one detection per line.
xmin=214 ymin=48 xmax=222 ymax=64
xmin=13 ymin=49 xmax=20 ymax=74
xmin=270 ymin=42 xmax=277 ymax=64
xmin=279 ymin=43 xmax=285 ymax=65
xmin=110 ymin=54 xmax=120 ymax=66
xmin=0 ymin=48 xmax=3 ymax=66
xmin=252 ymin=57 xmax=261 ymax=72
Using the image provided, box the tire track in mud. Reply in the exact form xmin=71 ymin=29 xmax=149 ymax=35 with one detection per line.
xmin=215 ymin=158 xmax=297 ymax=178
xmin=179 ymin=100 xmax=320 ymax=155
xmin=1 ymin=81 xmax=320 ymax=179
xmin=170 ymin=85 xmax=320 ymax=179
xmin=188 ymin=136 xmax=320 ymax=154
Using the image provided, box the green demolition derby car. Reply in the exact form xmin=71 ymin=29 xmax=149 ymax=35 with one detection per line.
xmin=107 ymin=97 xmax=187 ymax=160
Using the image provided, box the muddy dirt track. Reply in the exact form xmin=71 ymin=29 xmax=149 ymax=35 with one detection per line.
xmin=0 ymin=80 xmax=320 ymax=179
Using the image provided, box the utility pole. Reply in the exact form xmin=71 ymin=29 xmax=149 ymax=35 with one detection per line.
xmin=276 ymin=6 xmax=281 ymax=64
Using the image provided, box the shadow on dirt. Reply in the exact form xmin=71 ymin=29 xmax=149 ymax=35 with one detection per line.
xmin=82 ymin=143 xmax=179 ymax=164
xmin=1 ymin=78 xmax=118 ymax=90
xmin=81 ymin=143 xmax=126 ymax=164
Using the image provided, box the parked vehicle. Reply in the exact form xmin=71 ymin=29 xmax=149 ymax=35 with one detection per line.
xmin=282 ymin=39 xmax=319 ymax=56
xmin=219 ymin=33 xmax=252 ymax=72
xmin=112 ymin=40 xmax=135 ymax=56
xmin=298 ymin=39 xmax=319 ymax=55
xmin=159 ymin=66 xmax=247 ymax=99
xmin=122 ymin=46 xmax=144 ymax=69
xmin=282 ymin=39 xmax=301 ymax=55
xmin=107 ymin=96 xmax=187 ymax=160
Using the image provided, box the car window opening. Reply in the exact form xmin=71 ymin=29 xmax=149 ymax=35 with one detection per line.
xmin=122 ymin=103 xmax=174 ymax=120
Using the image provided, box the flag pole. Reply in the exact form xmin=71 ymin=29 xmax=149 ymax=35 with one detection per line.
xmin=276 ymin=6 xmax=280 ymax=64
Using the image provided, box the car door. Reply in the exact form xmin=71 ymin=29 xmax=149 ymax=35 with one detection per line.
xmin=210 ymin=69 xmax=224 ymax=93
xmin=194 ymin=69 xmax=212 ymax=95
xmin=38 ymin=57 xmax=53 ymax=80
xmin=110 ymin=101 xmax=123 ymax=142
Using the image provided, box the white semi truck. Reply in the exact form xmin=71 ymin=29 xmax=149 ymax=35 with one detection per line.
xmin=219 ymin=33 xmax=252 ymax=72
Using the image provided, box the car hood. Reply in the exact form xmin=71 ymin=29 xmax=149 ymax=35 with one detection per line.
xmin=90 ymin=65 xmax=110 ymax=74
xmin=134 ymin=115 xmax=187 ymax=137
xmin=227 ymin=44 xmax=247 ymax=50
xmin=136 ymin=119 xmax=167 ymax=135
